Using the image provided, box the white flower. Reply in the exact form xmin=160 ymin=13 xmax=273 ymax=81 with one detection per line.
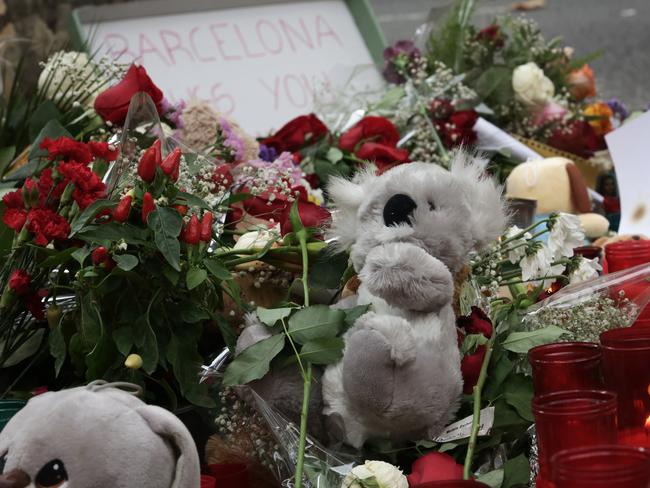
xmin=548 ymin=213 xmax=585 ymax=258
xmin=342 ymin=461 xmax=408 ymax=488
xmin=233 ymin=224 xmax=280 ymax=251
xmin=503 ymin=226 xmax=532 ymax=264
xmin=570 ymin=257 xmax=602 ymax=285
xmin=38 ymin=51 xmax=108 ymax=109
xmin=512 ymin=62 xmax=555 ymax=107
xmin=520 ymin=245 xmax=566 ymax=287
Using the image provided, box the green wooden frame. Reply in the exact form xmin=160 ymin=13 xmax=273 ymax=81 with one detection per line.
xmin=69 ymin=0 xmax=386 ymax=65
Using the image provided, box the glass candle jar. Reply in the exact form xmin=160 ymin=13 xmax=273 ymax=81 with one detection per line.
xmin=606 ymin=241 xmax=650 ymax=273
xmin=551 ymin=445 xmax=650 ymax=488
xmin=528 ymin=342 xmax=603 ymax=396
xmin=601 ymin=328 xmax=650 ymax=447
xmin=532 ymin=390 xmax=618 ymax=487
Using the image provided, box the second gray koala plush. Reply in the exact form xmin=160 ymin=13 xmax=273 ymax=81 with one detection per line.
xmin=322 ymin=154 xmax=506 ymax=448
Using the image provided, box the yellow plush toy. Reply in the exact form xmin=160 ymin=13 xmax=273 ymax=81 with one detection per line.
xmin=506 ymin=157 xmax=609 ymax=239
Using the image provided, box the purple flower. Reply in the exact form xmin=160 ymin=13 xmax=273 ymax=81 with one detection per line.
xmin=220 ymin=117 xmax=245 ymax=162
xmin=382 ymin=40 xmax=421 ymax=85
xmin=258 ymin=144 xmax=278 ymax=162
xmin=160 ymin=98 xmax=186 ymax=129
xmin=607 ymin=97 xmax=629 ymax=121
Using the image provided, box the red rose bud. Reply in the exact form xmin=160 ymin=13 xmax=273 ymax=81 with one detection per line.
xmin=91 ymin=246 xmax=109 ymax=266
xmin=160 ymin=147 xmax=181 ymax=181
xmin=200 ymin=212 xmax=213 ymax=242
xmin=407 ymin=452 xmax=464 ymax=486
xmin=173 ymin=204 xmax=188 ymax=216
xmin=8 ymin=270 xmax=31 ymax=296
xmin=138 ymin=143 xmax=161 ymax=183
xmin=112 ymin=195 xmax=132 ymax=222
xmin=183 ymin=214 xmax=201 ymax=245
xmin=141 ymin=192 xmax=155 ymax=223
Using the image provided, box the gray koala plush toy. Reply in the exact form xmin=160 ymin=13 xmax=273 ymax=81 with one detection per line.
xmin=321 ymin=155 xmax=506 ymax=448
xmin=0 ymin=381 xmax=200 ymax=488
xmin=237 ymin=154 xmax=506 ymax=449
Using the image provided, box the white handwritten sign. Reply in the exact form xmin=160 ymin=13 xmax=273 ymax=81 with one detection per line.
xmin=606 ymin=110 xmax=650 ymax=236
xmin=77 ymin=0 xmax=384 ymax=135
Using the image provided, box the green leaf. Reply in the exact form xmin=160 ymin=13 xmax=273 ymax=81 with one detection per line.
xmin=147 ymin=208 xmax=183 ymax=271
xmin=77 ymin=222 xmax=150 ymax=245
xmin=113 ymin=254 xmax=139 ymax=271
xmin=49 ymin=325 xmax=66 ymax=377
xmin=343 ymin=304 xmax=370 ymax=329
xmin=502 ymin=325 xmax=567 ymax=354
xmin=29 ymin=101 xmax=62 ymax=140
xmin=477 ymin=469 xmax=504 ymax=488
xmin=461 ymin=333 xmax=489 ymax=354
xmin=112 ymin=327 xmax=134 ymax=357
xmin=186 ymin=267 xmax=207 ymax=290
xmin=179 ymin=303 xmax=210 ymax=323
xmin=69 ymin=199 xmax=116 ymax=236
xmin=0 ymin=146 xmax=16 ymax=177
xmin=71 ymin=247 xmax=90 ymax=266
xmin=85 ymin=335 xmax=116 ymax=380
xmin=475 ymin=66 xmax=512 ymax=100
xmin=174 ymin=191 xmax=212 ymax=210
xmin=162 ymin=265 xmax=180 ymax=285
xmin=308 ymin=248 xmax=349 ymax=289
xmin=204 ymin=258 xmax=232 ymax=281
xmin=257 ymin=307 xmax=293 ymax=326
xmin=287 ymin=305 xmax=345 ymax=344
xmin=28 ymin=119 xmax=71 ymax=162
xmin=484 ymin=348 xmax=513 ymax=401
xmin=503 ymin=374 xmax=534 ymax=422
xmin=299 ymin=337 xmax=344 ymax=365
xmin=138 ymin=318 xmax=159 ymax=374
xmin=326 ymin=147 xmax=343 ymax=164
xmin=226 ymin=192 xmax=252 ymax=205
xmin=223 ymin=334 xmax=285 ymax=386
xmin=38 ymin=247 xmax=77 ymax=267
xmin=80 ymin=294 xmax=103 ymax=348
xmin=502 ymin=454 xmax=529 ymax=488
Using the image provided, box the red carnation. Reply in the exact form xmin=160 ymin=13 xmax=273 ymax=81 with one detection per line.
xmin=339 ymin=116 xmax=400 ymax=152
xmin=355 ymin=142 xmax=410 ymax=172
xmin=58 ymin=161 xmax=106 ymax=209
xmin=94 ymin=64 xmax=164 ymax=125
xmin=36 ymin=168 xmax=67 ymax=207
xmin=40 ymin=137 xmax=93 ymax=164
xmin=88 ymin=141 xmax=119 ymax=162
xmin=27 ymin=208 xmax=70 ymax=246
xmin=261 ymin=114 xmax=328 ymax=153
xmin=2 ymin=190 xmax=24 ymax=209
xmin=2 ymin=208 xmax=27 ymax=232
xmin=8 ymin=270 xmax=31 ymax=296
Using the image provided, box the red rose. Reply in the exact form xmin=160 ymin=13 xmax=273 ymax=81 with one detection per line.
xmin=8 ymin=270 xmax=31 ymax=296
xmin=548 ymin=119 xmax=605 ymax=158
xmin=242 ymin=192 xmax=288 ymax=221
xmin=279 ymin=196 xmax=331 ymax=236
xmin=339 ymin=116 xmax=400 ymax=152
xmin=477 ymin=24 xmax=504 ymax=47
xmin=2 ymin=208 xmax=27 ymax=232
xmin=355 ymin=142 xmax=410 ymax=172
xmin=94 ymin=64 xmax=164 ymax=125
xmin=443 ymin=110 xmax=479 ymax=147
xmin=40 ymin=137 xmax=93 ymax=165
xmin=261 ymin=114 xmax=328 ymax=153
xmin=27 ymin=208 xmax=70 ymax=246
xmin=408 ymin=452 xmax=464 ymax=486
xmin=88 ymin=141 xmax=119 ymax=162
xmin=458 ymin=306 xmax=493 ymax=338
xmin=461 ymin=346 xmax=487 ymax=394
xmin=430 ymin=99 xmax=454 ymax=120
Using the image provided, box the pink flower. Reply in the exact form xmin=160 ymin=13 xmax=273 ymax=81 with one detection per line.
xmin=532 ymin=101 xmax=568 ymax=126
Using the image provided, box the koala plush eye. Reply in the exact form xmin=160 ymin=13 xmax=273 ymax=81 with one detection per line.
xmin=35 ymin=459 xmax=67 ymax=487
xmin=383 ymin=194 xmax=417 ymax=227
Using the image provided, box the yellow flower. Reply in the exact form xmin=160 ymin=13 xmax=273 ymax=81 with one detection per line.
xmin=583 ymin=102 xmax=613 ymax=135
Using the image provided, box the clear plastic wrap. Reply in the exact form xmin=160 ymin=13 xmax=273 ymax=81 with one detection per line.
xmin=523 ymin=263 xmax=650 ymax=342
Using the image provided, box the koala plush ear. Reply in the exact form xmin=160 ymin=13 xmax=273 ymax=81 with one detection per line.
xmin=135 ymin=405 xmax=200 ymax=488
xmin=450 ymin=151 xmax=508 ymax=250
xmin=326 ymin=168 xmax=374 ymax=250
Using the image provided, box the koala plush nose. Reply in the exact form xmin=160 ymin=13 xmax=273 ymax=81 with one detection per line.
xmin=383 ymin=194 xmax=417 ymax=227
xmin=0 ymin=469 xmax=30 ymax=488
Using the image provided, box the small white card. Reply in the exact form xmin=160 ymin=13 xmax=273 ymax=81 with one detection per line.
xmin=433 ymin=406 xmax=495 ymax=443
xmin=606 ymin=111 xmax=650 ymax=236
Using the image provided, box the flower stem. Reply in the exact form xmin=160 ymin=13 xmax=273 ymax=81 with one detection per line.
xmin=463 ymin=332 xmax=496 ymax=479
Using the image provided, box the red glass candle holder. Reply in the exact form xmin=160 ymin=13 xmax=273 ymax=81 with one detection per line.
xmin=601 ymin=328 xmax=650 ymax=446
xmin=551 ymin=445 xmax=650 ymax=488
xmin=528 ymin=342 xmax=603 ymax=396
xmin=532 ymin=390 xmax=618 ymax=487
xmin=206 ymin=463 xmax=248 ymax=488
xmin=606 ymin=241 xmax=650 ymax=273
xmin=410 ymin=481 xmax=490 ymax=487
xmin=200 ymin=475 xmax=216 ymax=488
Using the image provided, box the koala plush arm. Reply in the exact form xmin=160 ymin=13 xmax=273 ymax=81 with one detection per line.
xmin=359 ymin=242 xmax=454 ymax=313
